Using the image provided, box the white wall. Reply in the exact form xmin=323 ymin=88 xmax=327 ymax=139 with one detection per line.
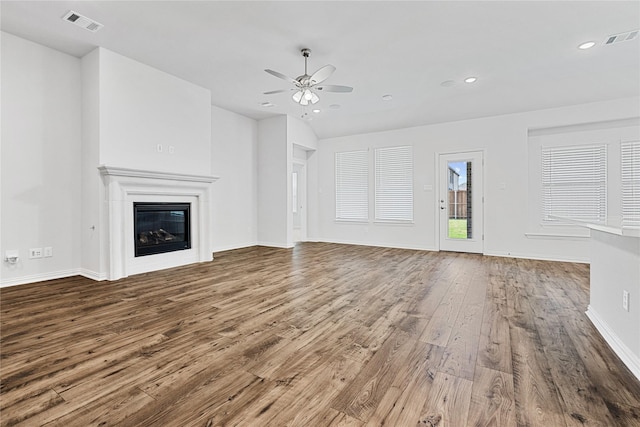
xmin=80 ymin=48 xmax=104 ymax=279
xmin=288 ymin=116 xmax=318 ymax=151
xmin=255 ymin=115 xmax=318 ymax=248
xmin=98 ymin=48 xmax=212 ymax=176
xmin=588 ymin=230 xmax=640 ymax=380
xmin=257 ymin=116 xmax=289 ymax=247
xmin=315 ymin=97 xmax=640 ymax=262
xmin=211 ymin=105 xmax=258 ymax=252
xmin=1 ymin=32 xmax=82 ymax=285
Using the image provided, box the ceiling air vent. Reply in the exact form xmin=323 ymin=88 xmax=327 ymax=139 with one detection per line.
xmin=62 ymin=10 xmax=103 ymax=33
xmin=604 ymin=30 xmax=639 ymax=45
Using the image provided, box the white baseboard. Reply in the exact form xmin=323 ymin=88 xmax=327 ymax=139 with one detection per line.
xmin=212 ymin=242 xmax=259 ymax=254
xmin=0 ymin=269 xmax=84 ymax=288
xmin=257 ymin=241 xmax=295 ymax=249
xmin=79 ymin=268 xmax=107 ymax=282
xmin=586 ymin=306 xmax=640 ymax=381
xmin=314 ymin=238 xmax=437 ymax=252
xmin=484 ymin=250 xmax=589 ymax=264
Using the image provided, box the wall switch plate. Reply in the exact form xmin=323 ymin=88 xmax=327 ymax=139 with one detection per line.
xmin=156 ymin=144 xmax=163 ymax=153
xmin=623 ymin=290 xmax=629 ymax=311
xmin=29 ymin=248 xmax=43 ymax=259
xmin=44 ymin=247 xmax=53 ymax=257
xmin=168 ymin=145 xmax=175 ymax=154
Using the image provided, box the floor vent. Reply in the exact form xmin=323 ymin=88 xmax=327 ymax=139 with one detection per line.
xmin=604 ymin=30 xmax=639 ymax=45
xmin=62 ymin=10 xmax=103 ymax=33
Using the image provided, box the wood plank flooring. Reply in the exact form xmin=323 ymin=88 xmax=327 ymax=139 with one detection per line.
xmin=1 ymin=243 xmax=639 ymax=426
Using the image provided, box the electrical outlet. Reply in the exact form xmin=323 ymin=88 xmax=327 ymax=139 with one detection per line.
xmin=44 ymin=247 xmax=53 ymax=257
xmin=29 ymin=248 xmax=43 ymax=259
xmin=623 ymin=290 xmax=629 ymax=312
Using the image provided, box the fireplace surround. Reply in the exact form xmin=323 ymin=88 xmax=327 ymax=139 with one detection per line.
xmin=99 ymin=166 xmax=218 ymax=280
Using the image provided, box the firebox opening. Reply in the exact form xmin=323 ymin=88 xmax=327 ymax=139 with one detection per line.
xmin=134 ymin=202 xmax=191 ymax=257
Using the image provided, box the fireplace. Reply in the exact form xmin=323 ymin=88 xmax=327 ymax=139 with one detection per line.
xmin=99 ymin=165 xmax=217 ymax=280
xmin=134 ymin=202 xmax=191 ymax=257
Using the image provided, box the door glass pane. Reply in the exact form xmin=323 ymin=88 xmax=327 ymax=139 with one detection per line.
xmin=447 ymin=161 xmax=472 ymax=239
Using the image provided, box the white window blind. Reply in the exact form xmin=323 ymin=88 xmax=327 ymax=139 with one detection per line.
xmin=375 ymin=146 xmax=413 ymax=221
xmin=541 ymin=145 xmax=607 ymax=223
xmin=335 ymin=150 xmax=368 ymax=221
xmin=622 ymin=141 xmax=640 ymax=226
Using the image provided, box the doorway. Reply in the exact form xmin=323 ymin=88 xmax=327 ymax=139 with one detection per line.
xmin=439 ymin=151 xmax=484 ymax=253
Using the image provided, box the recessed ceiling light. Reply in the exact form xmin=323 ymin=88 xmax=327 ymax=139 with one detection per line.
xmin=329 ymin=104 xmax=341 ymax=109
xmin=312 ymin=109 xmax=321 ymax=113
xmin=578 ymin=41 xmax=596 ymax=50
xmin=464 ymin=77 xmax=478 ymax=83
xmin=261 ymin=101 xmax=275 ymax=107
xmin=382 ymin=94 xmax=393 ymax=101
xmin=440 ymin=80 xmax=456 ymax=87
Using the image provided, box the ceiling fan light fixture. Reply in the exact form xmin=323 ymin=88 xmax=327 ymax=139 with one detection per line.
xmin=265 ymin=48 xmax=352 ymax=106
xmin=303 ymin=89 xmax=313 ymax=101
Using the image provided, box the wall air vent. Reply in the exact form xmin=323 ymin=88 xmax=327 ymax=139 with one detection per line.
xmin=62 ymin=10 xmax=103 ymax=33
xmin=604 ymin=30 xmax=639 ymax=45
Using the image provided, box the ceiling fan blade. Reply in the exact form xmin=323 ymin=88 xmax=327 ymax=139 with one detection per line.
xmin=263 ymin=89 xmax=289 ymax=95
xmin=315 ymin=85 xmax=353 ymax=93
xmin=265 ymin=69 xmax=299 ymax=86
xmin=310 ymin=64 xmax=336 ymax=85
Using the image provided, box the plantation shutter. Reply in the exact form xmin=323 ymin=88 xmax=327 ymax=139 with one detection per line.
xmin=541 ymin=145 xmax=607 ymax=223
xmin=335 ymin=150 xmax=368 ymax=221
xmin=622 ymin=141 xmax=640 ymax=226
xmin=375 ymin=146 xmax=414 ymax=221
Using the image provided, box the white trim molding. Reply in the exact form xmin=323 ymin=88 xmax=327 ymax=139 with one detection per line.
xmin=99 ymin=165 xmax=219 ymax=280
xmin=586 ymin=306 xmax=640 ymax=381
xmin=98 ymin=165 xmax=217 ymax=183
xmin=0 ymin=269 xmax=84 ymax=288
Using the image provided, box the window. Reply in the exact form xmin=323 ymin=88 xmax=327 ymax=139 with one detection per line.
xmin=622 ymin=141 xmax=640 ymax=226
xmin=375 ymin=146 xmax=413 ymax=222
xmin=335 ymin=150 xmax=368 ymax=221
xmin=541 ymin=144 xmax=607 ymax=223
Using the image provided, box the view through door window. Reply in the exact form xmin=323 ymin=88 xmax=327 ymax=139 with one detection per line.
xmin=448 ymin=161 xmax=472 ymax=239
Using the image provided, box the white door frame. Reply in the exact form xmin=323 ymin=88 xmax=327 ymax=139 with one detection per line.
xmin=292 ymin=159 xmax=307 ymax=242
xmin=437 ymin=150 xmax=484 ymax=253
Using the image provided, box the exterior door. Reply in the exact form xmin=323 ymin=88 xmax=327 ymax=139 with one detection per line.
xmin=439 ymin=151 xmax=484 ymax=253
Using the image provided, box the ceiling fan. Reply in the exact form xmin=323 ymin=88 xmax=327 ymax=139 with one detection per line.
xmin=264 ymin=48 xmax=353 ymax=106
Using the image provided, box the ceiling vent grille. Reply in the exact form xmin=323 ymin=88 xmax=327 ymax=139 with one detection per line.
xmin=604 ymin=30 xmax=638 ymax=45
xmin=62 ymin=10 xmax=103 ymax=33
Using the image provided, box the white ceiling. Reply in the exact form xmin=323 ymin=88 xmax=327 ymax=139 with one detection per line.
xmin=1 ymin=1 xmax=639 ymax=139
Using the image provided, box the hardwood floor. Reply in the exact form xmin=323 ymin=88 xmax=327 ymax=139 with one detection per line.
xmin=1 ymin=243 xmax=639 ymax=426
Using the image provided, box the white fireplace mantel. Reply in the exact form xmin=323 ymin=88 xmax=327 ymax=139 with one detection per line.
xmin=99 ymin=165 xmax=219 ymax=280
